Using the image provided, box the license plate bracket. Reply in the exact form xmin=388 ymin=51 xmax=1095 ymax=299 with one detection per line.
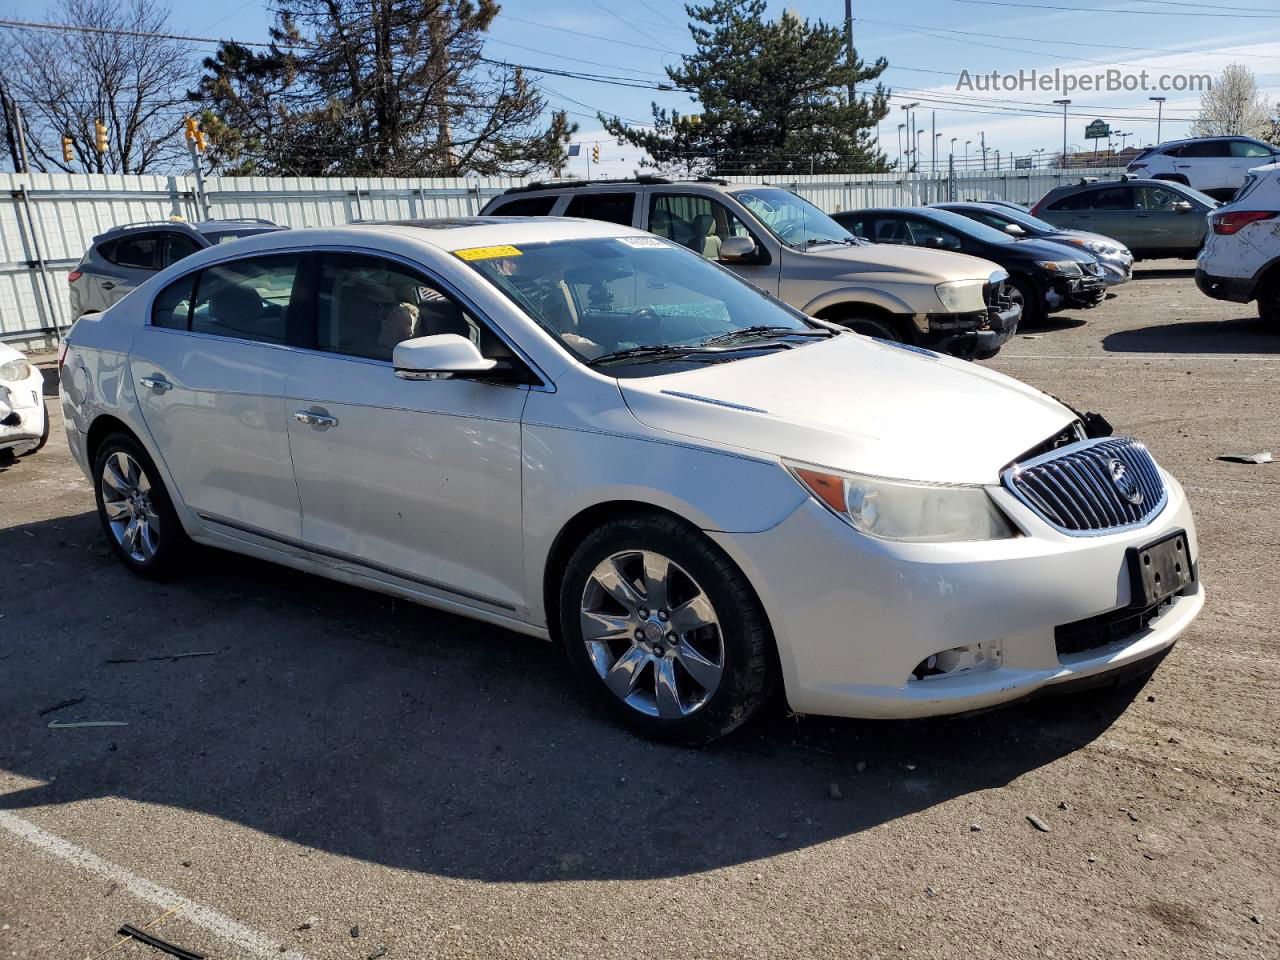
xmin=1127 ymin=530 xmax=1195 ymax=608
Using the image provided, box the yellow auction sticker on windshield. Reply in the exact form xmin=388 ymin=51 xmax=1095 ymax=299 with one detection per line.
xmin=454 ymin=245 xmax=522 ymax=260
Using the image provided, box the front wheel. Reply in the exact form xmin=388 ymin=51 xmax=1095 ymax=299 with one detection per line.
xmin=93 ymin=434 xmax=190 ymax=579
xmin=1008 ymin=274 xmax=1045 ymax=325
xmin=559 ymin=514 xmax=775 ymax=744
xmin=835 ymin=313 xmax=903 ymax=342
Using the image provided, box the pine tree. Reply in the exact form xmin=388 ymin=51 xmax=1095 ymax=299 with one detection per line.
xmin=601 ymin=0 xmax=890 ymax=176
xmin=192 ymin=0 xmax=575 ymax=177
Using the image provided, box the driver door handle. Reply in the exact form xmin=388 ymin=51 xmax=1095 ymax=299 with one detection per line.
xmin=294 ymin=409 xmax=339 ymax=428
xmin=139 ymin=376 xmax=172 ymax=392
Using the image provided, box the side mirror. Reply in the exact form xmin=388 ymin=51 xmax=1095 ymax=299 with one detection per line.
xmin=719 ymin=235 xmax=758 ymax=263
xmin=393 ymin=334 xmax=497 ymax=381
xmin=1174 ymin=200 xmax=1194 ymax=213
xmin=1004 ymin=223 xmax=1026 ymax=236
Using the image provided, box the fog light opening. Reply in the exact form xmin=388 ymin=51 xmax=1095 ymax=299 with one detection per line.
xmin=910 ymin=641 xmax=999 ymax=681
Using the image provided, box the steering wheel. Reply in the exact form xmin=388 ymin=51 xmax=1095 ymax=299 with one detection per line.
xmin=772 ymin=218 xmax=803 ymax=241
xmin=626 ymin=306 xmax=664 ymax=346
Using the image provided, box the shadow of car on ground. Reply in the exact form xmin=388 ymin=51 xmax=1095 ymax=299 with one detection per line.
xmin=0 ymin=510 xmax=1152 ymax=883
xmin=1103 ymin=316 xmax=1277 ymax=354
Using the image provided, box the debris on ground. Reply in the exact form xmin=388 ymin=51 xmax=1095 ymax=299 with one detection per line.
xmin=1217 ymin=452 xmax=1273 ymax=464
xmin=969 ymin=824 xmax=982 ymax=832
xmin=350 ymin=925 xmax=360 ymax=939
xmin=37 ymin=696 xmax=85 ymax=716
xmin=117 ymin=924 xmax=206 ymax=960
xmin=47 ymin=720 xmax=128 ymax=729
xmin=367 ymin=948 xmax=387 ymax=960
xmin=105 ymin=651 xmax=217 ymax=664
xmin=1027 ymin=815 xmax=1051 ymax=833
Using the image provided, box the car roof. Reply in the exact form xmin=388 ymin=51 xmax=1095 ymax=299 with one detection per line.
xmin=93 ymin=218 xmax=281 ymax=245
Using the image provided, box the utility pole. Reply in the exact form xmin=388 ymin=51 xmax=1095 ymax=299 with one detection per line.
xmin=980 ymin=131 xmax=987 ymax=171
xmin=0 ymin=80 xmax=22 ymax=172
xmin=844 ymin=0 xmax=856 ymax=104
xmin=964 ymin=140 xmax=971 ymax=168
xmin=931 ymin=112 xmax=937 ymax=176
xmin=1054 ymin=99 xmax=1071 ymax=168
xmin=1150 ymin=96 xmax=1166 ymax=144
xmin=901 ymin=102 xmax=919 ymax=172
xmin=13 ymin=103 xmax=30 ymax=174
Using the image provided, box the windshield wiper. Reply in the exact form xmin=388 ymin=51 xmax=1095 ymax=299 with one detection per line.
xmin=699 ymin=325 xmax=831 ymax=346
xmin=590 ymin=344 xmax=723 ymax=366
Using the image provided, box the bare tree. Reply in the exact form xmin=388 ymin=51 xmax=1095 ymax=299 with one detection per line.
xmin=1191 ymin=64 xmax=1273 ymax=139
xmin=0 ymin=0 xmax=198 ymax=174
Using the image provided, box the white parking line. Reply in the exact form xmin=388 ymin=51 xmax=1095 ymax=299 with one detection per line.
xmin=0 ymin=810 xmax=314 ymax=960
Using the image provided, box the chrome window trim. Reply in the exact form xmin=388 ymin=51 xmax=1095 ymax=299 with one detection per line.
xmin=142 ymin=241 xmax=556 ymax=393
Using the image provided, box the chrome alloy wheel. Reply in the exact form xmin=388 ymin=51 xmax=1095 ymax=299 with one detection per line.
xmin=99 ymin=451 xmax=160 ymax=563
xmin=579 ymin=550 xmax=725 ymax=719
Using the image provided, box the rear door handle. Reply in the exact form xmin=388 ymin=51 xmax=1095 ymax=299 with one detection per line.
xmin=294 ymin=409 xmax=338 ymax=428
xmin=100 ymin=281 xmax=116 ymax=290
xmin=139 ymin=376 xmax=172 ymax=392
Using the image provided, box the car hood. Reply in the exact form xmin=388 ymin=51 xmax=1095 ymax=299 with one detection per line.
xmin=619 ymin=334 xmax=1077 ymax=485
xmin=1008 ymin=237 xmax=1097 ymax=263
xmin=802 ymin=242 xmax=1003 ymax=282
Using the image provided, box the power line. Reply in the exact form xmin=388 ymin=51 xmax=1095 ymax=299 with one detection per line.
xmin=495 ymin=14 xmax=679 ymax=54
xmin=483 ymin=37 xmax=670 ymax=78
xmin=945 ymin=0 xmax=1280 ymax=17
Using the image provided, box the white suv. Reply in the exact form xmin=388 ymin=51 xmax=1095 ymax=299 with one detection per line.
xmin=1196 ymin=161 xmax=1280 ymax=327
xmin=1127 ymin=137 xmax=1280 ymax=201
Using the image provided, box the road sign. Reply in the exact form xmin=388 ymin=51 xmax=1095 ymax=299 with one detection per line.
xmin=1014 ymin=157 xmax=1033 ymax=169
xmin=1085 ymin=120 xmax=1111 ymax=140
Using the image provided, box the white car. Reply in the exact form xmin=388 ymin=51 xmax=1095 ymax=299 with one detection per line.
xmin=0 ymin=341 xmax=48 ymax=459
xmin=1196 ymin=161 xmax=1280 ymax=327
xmin=1127 ymin=136 xmax=1280 ymax=201
xmin=59 ymin=218 xmax=1204 ymax=741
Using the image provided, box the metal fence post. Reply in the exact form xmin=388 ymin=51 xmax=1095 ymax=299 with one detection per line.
xmin=17 ymin=184 xmax=61 ymax=340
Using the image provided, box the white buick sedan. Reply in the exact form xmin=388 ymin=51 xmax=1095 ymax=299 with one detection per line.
xmin=60 ymin=217 xmax=1204 ymax=742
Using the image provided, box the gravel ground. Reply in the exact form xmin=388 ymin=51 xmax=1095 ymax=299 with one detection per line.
xmin=1 ymin=262 xmax=1277 ymax=960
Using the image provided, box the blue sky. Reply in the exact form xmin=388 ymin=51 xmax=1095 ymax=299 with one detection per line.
xmin=16 ymin=0 xmax=1279 ymax=177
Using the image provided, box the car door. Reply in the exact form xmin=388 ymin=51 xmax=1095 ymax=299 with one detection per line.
xmin=1056 ymin=186 xmax=1135 ymax=246
xmin=1228 ymin=140 xmax=1277 ymax=193
xmin=1133 ymin=184 xmax=1203 ymax=252
xmin=644 ymin=191 xmax=779 ymax=293
xmin=130 ymin=252 xmax=305 ymax=540
xmin=284 ymin=251 xmax=530 ymax=614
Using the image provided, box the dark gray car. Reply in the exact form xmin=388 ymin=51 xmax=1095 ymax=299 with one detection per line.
xmin=1030 ymin=179 xmax=1217 ymax=259
xmin=68 ymin=218 xmax=283 ymax=318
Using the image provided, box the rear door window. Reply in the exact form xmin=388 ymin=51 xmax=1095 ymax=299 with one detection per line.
xmin=1179 ymin=140 xmax=1231 ymax=158
xmin=488 ymin=195 xmax=558 ymax=216
xmin=164 ymin=233 xmax=202 ymax=266
xmin=110 ymin=234 xmax=161 ymax=270
xmin=1052 ymin=186 xmax=1132 ymax=211
xmin=190 ymin=254 xmax=302 ymax=345
xmin=1231 ymin=140 xmax=1274 ymax=158
xmin=563 ymin=192 xmax=637 ymax=226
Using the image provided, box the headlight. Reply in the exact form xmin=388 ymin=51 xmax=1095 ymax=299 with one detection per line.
xmin=785 ymin=461 xmax=1018 ymax=542
xmin=934 ymin=279 xmax=985 ymax=312
xmin=0 ymin=358 xmax=33 ymax=381
xmin=1035 ymin=260 xmax=1083 ymax=277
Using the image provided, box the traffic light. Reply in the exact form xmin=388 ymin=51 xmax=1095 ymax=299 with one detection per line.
xmin=591 ymin=143 xmax=600 ymax=164
xmin=194 ymin=130 xmax=207 ymax=153
xmin=94 ymin=119 xmax=107 ymax=154
xmin=62 ymin=136 xmax=73 ymax=164
xmin=185 ymin=115 xmax=207 ymax=153
xmin=184 ymin=115 xmax=198 ymax=142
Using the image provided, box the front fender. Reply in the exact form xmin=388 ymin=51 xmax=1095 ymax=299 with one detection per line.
xmin=802 ymin=285 xmax=919 ymax=318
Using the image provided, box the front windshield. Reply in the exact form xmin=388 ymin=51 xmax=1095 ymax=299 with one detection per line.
xmin=462 ymin=236 xmax=823 ymax=374
xmin=922 ymin=207 xmax=1018 ymax=245
xmin=732 ymin=188 xmax=855 ymax=247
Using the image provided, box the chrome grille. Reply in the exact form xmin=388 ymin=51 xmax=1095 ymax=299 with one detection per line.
xmin=1003 ymin=437 xmax=1167 ymax=534
xmin=1083 ymin=261 xmax=1103 ymax=277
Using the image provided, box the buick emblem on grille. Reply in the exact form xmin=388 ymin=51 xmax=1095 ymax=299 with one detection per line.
xmin=1108 ymin=458 xmax=1143 ymax=505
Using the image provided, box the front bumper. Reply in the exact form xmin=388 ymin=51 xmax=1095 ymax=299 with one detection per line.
xmin=920 ymin=301 xmax=1021 ymax=360
xmin=0 ymin=375 xmax=47 ymax=454
xmin=1195 ymin=267 xmax=1256 ymax=304
xmin=1098 ymin=255 xmax=1133 ymax=286
xmin=1065 ymin=275 xmax=1108 ymax=308
xmin=710 ymin=472 xmax=1202 ymax=720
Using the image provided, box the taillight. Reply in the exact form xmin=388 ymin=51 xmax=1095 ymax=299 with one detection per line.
xmin=67 ymin=270 xmax=82 ymax=282
xmin=57 ymin=341 xmax=69 ymax=370
xmin=1030 ymin=201 xmax=1044 ymax=216
xmin=1211 ymin=210 xmax=1280 ymax=235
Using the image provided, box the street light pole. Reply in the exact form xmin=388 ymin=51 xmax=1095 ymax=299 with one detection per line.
xmin=901 ymin=102 xmax=919 ymax=172
xmin=1054 ymin=99 xmax=1071 ymax=169
xmin=897 ymin=123 xmax=905 ymax=171
xmin=1150 ymin=96 xmax=1166 ymax=144
xmin=964 ymin=140 xmax=971 ymax=167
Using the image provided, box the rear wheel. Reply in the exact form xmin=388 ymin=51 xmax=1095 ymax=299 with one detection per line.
xmin=1258 ymin=274 xmax=1280 ymax=329
xmin=93 ymin=433 xmax=190 ymax=579
xmin=559 ymin=513 xmax=775 ymax=744
xmin=1008 ymin=274 xmax=1044 ymax=325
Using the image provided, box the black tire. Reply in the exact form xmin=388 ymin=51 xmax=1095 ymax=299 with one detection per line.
xmin=1008 ymin=274 xmax=1045 ymax=325
xmin=92 ymin=432 xmax=190 ymax=580
xmin=1258 ymin=274 xmax=1280 ymax=330
xmin=558 ymin=512 xmax=776 ymax=744
xmin=835 ymin=313 xmax=903 ymax=342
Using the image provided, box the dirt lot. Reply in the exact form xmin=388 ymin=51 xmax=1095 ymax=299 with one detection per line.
xmin=1 ymin=263 xmax=1277 ymax=960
